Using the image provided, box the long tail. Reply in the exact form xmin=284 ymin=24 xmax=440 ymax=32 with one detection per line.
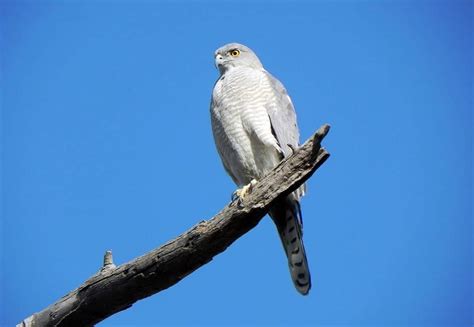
xmin=269 ymin=193 xmax=311 ymax=295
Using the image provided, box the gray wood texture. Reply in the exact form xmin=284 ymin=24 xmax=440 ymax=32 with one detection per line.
xmin=17 ymin=124 xmax=331 ymax=327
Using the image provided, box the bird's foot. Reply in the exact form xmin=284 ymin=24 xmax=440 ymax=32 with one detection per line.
xmin=232 ymin=179 xmax=258 ymax=204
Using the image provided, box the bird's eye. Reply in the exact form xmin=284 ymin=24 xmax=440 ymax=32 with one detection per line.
xmin=230 ymin=49 xmax=240 ymax=57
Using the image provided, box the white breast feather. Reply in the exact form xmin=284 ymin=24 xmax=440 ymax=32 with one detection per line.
xmin=211 ymin=67 xmax=281 ymax=186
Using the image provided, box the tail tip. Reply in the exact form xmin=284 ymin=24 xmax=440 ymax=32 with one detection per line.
xmin=295 ymin=279 xmax=311 ymax=295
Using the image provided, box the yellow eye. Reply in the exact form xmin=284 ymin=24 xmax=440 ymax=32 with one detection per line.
xmin=230 ymin=49 xmax=240 ymax=57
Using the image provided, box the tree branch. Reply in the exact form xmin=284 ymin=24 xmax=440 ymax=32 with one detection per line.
xmin=17 ymin=124 xmax=331 ymax=327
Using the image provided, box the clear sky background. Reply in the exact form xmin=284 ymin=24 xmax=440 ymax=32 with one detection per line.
xmin=1 ymin=1 xmax=472 ymax=326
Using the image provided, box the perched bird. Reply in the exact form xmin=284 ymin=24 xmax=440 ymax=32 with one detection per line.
xmin=210 ymin=43 xmax=311 ymax=295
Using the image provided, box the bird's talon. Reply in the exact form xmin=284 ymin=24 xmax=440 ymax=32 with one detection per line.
xmin=237 ymin=197 xmax=245 ymax=208
xmin=231 ymin=190 xmax=239 ymax=201
xmin=287 ymin=143 xmax=297 ymax=154
xmin=232 ymin=179 xmax=258 ymax=204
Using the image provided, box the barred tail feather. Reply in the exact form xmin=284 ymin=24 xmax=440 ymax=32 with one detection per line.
xmin=269 ymin=194 xmax=311 ymax=295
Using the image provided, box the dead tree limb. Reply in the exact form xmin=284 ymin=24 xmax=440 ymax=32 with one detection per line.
xmin=17 ymin=124 xmax=331 ymax=327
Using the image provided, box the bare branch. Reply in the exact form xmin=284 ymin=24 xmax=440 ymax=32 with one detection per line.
xmin=17 ymin=124 xmax=331 ymax=327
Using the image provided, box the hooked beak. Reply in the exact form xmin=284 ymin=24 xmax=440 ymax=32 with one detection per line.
xmin=214 ymin=53 xmax=224 ymax=69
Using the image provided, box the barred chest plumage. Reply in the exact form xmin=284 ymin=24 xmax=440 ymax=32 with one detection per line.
xmin=211 ymin=67 xmax=281 ymax=186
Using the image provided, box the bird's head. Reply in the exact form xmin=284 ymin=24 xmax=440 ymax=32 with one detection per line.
xmin=214 ymin=43 xmax=263 ymax=74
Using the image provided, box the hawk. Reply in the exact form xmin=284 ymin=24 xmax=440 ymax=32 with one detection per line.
xmin=210 ymin=43 xmax=311 ymax=295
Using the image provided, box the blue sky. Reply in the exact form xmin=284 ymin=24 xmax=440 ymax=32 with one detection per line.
xmin=1 ymin=1 xmax=472 ymax=326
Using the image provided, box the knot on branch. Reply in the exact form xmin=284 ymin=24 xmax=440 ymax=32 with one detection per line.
xmin=100 ymin=250 xmax=116 ymax=273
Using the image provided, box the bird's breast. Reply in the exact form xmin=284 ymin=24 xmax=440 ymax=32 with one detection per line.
xmin=214 ymin=68 xmax=271 ymax=106
xmin=211 ymin=68 xmax=278 ymax=184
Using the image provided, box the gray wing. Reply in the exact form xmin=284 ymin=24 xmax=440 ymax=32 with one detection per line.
xmin=264 ymin=71 xmax=306 ymax=198
xmin=263 ymin=71 xmax=300 ymax=158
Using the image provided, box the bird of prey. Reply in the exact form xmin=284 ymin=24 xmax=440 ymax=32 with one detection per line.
xmin=210 ymin=43 xmax=311 ymax=295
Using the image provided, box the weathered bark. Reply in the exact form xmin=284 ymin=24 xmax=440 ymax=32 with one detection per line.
xmin=17 ymin=124 xmax=331 ymax=327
